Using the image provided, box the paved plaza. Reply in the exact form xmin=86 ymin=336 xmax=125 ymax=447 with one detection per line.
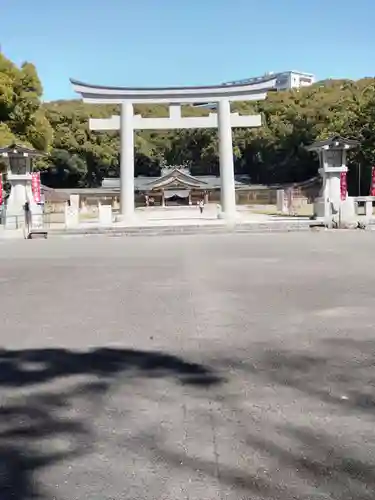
xmin=134 ymin=205 xmax=273 ymax=224
xmin=0 ymin=232 xmax=375 ymax=499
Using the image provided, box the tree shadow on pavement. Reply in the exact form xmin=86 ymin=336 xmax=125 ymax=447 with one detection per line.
xmin=0 ymin=347 xmax=223 ymax=500
xmin=226 ymin=338 xmax=375 ymax=499
xmin=3 ymin=340 xmax=374 ymax=499
xmin=151 ymin=338 xmax=375 ymax=499
xmin=240 ymin=337 xmax=375 ymax=413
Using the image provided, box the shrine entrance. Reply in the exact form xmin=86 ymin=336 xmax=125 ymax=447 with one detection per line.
xmin=71 ymin=76 xmax=276 ymax=221
xmin=164 ymin=191 xmax=190 ymax=206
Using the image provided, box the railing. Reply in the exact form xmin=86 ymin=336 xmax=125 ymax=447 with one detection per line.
xmin=1 ymin=214 xmax=25 ymax=229
xmin=0 ymin=211 xmax=66 ymax=231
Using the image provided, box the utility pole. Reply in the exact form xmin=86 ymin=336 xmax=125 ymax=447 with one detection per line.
xmin=358 ymin=162 xmax=361 ymax=196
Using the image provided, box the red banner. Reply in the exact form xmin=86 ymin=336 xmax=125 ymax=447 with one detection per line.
xmin=0 ymin=174 xmax=3 ymax=206
xmin=371 ymin=167 xmax=375 ymax=196
xmin=340 ymin=172 xmax=347 ymax=201
xmin=31 ymin=172 xmax=41 ymax=203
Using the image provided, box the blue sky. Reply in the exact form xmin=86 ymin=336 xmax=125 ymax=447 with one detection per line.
xmin=1 ymin=0 xmax=375 ymax=101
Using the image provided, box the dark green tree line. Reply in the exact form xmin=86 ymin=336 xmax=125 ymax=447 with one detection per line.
xmin=1 ymin=51 xmax=375 ymax=193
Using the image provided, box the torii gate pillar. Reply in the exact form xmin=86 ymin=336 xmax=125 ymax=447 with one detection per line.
xmin=120 ymin=103 xmax=135 ymax=220
xmin=218 ymin=99 xmax=236 ymax=218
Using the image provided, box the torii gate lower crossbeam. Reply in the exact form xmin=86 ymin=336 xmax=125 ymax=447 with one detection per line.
xmin=71 ymin=77 xmax=276 ymax=221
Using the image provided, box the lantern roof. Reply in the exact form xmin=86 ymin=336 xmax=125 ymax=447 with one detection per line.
xmin=0 ymin=143 xmax=46 ymax=157
xmin=306 ymin=135 xmax=359 ymax=152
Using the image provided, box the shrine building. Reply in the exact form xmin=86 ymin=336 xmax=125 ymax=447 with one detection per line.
xmin=101 ymin=165 xmax=251 ymax=206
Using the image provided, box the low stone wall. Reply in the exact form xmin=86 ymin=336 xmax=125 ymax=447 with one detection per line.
xmin=50 ymin=180 xmax=321 ymax=211
xmin=43 ymin=212 xmax=65 ymax=225
xmin=236 ymin=189 xmax=277 ymax=205
xmin=73 ymin=188 xmax=313 ymax=208
xmin=44 ymin=201 xmax=65 ymax=214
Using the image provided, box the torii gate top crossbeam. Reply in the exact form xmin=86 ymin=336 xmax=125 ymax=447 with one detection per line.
xmin=70 ymin=77 xmax=277 ymax=104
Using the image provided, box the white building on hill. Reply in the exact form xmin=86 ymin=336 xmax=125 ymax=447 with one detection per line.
xmin=194 ymin=71 xmax=315 ymax=109
xmin=224 ymin=70 xmax=315 ymax=91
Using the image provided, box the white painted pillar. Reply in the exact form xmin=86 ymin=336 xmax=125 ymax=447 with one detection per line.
xmin=218 ymin=99 xmax=236 ymax=218
xmin=120 ymin=102 xmax=135 ymax=218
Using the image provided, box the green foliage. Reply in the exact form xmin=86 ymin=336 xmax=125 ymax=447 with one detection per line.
xmin=1 ymin=50 xmax=375 ymax=193
xmin=41 ymin=149 xmax=87 ymax=188
xmin=0 ymin=54 xmax=53 ymax=151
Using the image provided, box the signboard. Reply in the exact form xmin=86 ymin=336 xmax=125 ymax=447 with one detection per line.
xmin=340 ymin=172 xmax=347 ymax=201
xmin=31 ymin=172 xmax=41 ymax=203
xmin=370 ymin=167 xmax=375 ymax=196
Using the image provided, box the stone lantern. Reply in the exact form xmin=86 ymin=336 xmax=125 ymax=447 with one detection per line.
xmin=0 ymin=143 xmax=45 ymax=228
xmin=306 ymin=136 xmax=359 ymax=225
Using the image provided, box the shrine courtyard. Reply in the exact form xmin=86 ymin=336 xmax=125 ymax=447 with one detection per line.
xmin=0 ymin=231 xmax=374 ymax=500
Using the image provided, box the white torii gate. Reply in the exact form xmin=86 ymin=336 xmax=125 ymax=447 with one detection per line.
xmin=71 ymin=78 xmax=276 ymax=221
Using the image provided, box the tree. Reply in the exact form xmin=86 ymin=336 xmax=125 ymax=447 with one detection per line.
xmin=0 ymin=54 xmax=53 ymax=151
xmin=41 ymin=149 xmax=87 ymax=188
xmin=2 ymin=48 xmax=375 ymax=191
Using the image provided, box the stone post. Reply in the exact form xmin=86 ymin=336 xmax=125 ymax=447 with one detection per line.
xmin=218 ymin=99 xmax=236 ymax=219
xmin=120 ymin=102 xmax=135 ymax=219
xmin=365 ymin=199 xmax=373 ymax=220
xmin=98 ymin=202 xmax=113 ymax=225
xmin=65 ymin=201 xmax=79 ymax=228
xmin=276 ymin=189 xmax=288 ymax=213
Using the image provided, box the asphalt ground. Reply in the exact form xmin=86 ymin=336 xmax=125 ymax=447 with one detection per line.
xmin=0 ymin=231 xmax=374 ymax=499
